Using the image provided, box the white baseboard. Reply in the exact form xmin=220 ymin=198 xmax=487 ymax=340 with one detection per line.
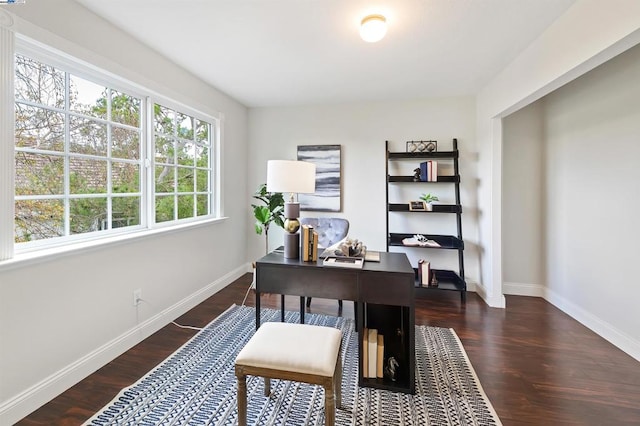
xmin=503 ymin=281 xmax=545 ymax=297
xmin=474 ymin=281 xmax=506 ymax=308
xmin=0 ymin=264 xmax=248 ymax=425
xmin=544 ymin=287 xmax=640 ymax=362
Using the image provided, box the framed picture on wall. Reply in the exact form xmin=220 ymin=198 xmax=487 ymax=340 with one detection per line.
xmin=297 ymin=144 xmax=341 ymax=212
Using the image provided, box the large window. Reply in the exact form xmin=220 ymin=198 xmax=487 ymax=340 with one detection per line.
xmin=12 ymin=50 xmax=217 ymax=251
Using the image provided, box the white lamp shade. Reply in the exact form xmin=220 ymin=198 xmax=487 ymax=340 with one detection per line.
xmin=360 ymin=14 xmax=387 ymax=43
xmin=266 ymin=160 xmax=316 ymax=194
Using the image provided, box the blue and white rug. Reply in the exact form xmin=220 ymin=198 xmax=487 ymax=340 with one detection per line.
xmin=86 ymin=305 xmax=501 ymax=425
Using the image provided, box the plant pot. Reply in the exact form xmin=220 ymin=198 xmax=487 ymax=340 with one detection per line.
xmin=425 ymin=203 xmax=433 ymax=211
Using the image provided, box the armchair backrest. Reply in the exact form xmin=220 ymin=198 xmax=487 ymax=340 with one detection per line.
xmin=299 ymin=218 xmax=349 ymax=248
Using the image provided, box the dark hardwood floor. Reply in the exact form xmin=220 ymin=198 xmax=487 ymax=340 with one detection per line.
xmin=17 ymin=274 xmax=640 ymax=425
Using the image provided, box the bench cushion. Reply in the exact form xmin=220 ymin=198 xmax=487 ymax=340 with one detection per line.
xmin=235 ymin=322 xmax=342 ymax=377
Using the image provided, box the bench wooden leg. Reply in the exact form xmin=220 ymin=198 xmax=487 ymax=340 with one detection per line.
xmin=324 ymin=383 xmax=335 ymax=426
xmin=237 ymin=374 xmax=247 ymax=426
xmin=335 ymin=351 xmax=342 ymax=409
xmin=264 ymin=377 xmax=271 ymax=397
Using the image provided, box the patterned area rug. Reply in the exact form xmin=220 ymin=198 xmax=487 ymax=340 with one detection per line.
xmin=86 ymin=305 xmax=501 ymax=425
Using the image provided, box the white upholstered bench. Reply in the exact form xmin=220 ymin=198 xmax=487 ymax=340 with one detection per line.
xmin=235 ymin=322 xmax=343 ymax=426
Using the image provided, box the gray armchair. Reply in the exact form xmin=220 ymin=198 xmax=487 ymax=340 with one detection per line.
xmin=300 ymin=217 xmax=349 ymax=309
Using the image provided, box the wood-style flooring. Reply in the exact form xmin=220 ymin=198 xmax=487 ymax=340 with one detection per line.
xmin=17 ymin=274 xmax=640 ymax=425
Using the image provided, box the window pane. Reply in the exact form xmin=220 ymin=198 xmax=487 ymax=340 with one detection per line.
xmin=195 ymin=146 xmax=208 ymax=168
xmin=15 ymin=152 xmax=64 ymax=195
xmin=112 ymin=196 xmax=140 ymax=228
xmin=195 ymin=168 xmax=209 ymax=192
xmin=155 ymin=165 xmax=175 ymax=193
xmin=155 ymin=195 xmax=174 ymax=223
xmin=69 ymin=75 xmax=107 ymax=119
xmin=70 ymin=157 xmax=107 ymax=194
xmin=70 ymin=116 xmax=107 ymax=156
xmin=196 ymin=120 xmax=209 ymax=143
xmin=196 ymin=194 xmax=208 ymax=216
xmin=70 ymin=197 xmax=106 ymax=234
xmin=177 ymin=166 xmax=194 ymax=192
xmin=155 ymin=136 xmax=174 ymax=164
xmin=111 ymin=90 xmax=140 ymax=127
xmin=15 ymin=55 xmax=65 ymax=108
xmin=177 ymin=194 xmax=194 ymax=219
xmin=177 ymin=112 xmax=193 ymax=140
xmin=154 ymin=104 xmax=174 ymax=135
xmin=112 ymin=126 xmax=140 ymax=160
xmin=15 ymin=199 xmax=64 ymax=242
xmin=112 ymin=161 xmax=139 ymax=193
xmin=16 ymin=104 xmax=64 ymax=151
xmin=177 ymin=140 xmax=195 ymax=166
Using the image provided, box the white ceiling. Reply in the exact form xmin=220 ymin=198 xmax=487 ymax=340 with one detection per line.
xmin=74 ymin=0 xmax=577 ymax=108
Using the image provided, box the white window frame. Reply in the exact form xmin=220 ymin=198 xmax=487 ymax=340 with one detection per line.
xmin=1 ymin=36 xmax=221 ymax=260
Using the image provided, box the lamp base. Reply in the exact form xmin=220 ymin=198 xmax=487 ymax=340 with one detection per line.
xmin=284 ymin=233 xmax=299 ymax=259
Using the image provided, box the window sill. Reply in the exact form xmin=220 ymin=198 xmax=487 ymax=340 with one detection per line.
xmin=0 ymin=216 xmax=229 ymax=272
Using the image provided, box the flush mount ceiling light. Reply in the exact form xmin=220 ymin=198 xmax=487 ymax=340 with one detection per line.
xmin=360 ymin=14 xmax=387 ymax=43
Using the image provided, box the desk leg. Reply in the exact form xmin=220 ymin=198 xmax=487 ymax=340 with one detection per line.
xmin=299 ymin=297 xmax=305 ymax=324
xmin=281 ymin=295 xmax=285 ymax=322
xmin=255 ymin=290 xmax=261 ymax=330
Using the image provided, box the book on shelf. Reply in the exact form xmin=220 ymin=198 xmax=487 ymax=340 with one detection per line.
xmin=376 ymin=334 xmax=384 ymax=378
xmin=323 ymin=256 xmax=364 ymax=269
xmin=421 ymin=260 xmax=430 ymax=287
xmin=367 ymin=328 xmax=378 ymax=378
xmin=301 ymin=225 xmax=318 ymax=262
xmin=362 ymin=327 xmax=369 ymax=377
xmin=419 ymin=160 xmax=438 ymax=182
xmin=312 ymin=231 xmax=318 ymax=261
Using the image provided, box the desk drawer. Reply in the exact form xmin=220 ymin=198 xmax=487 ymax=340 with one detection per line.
xmin=258 ymin=265 xmax=358 ymax=300
xmin=359 ymin=271 xmax=413 ymax=306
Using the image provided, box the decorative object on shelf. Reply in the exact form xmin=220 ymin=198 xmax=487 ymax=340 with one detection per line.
xmin=402 ymin=234 xmax=441 ymax=247
xmin=430 ymin=274 xmax=439 ymax=287
xmin=419 ymin=193 xmax=439 ymax=211
xmin=406 ymin=140 xmax=437 ymax=153
xmin=413 ymin=168 xmax=421 ymax=182
xmin=266 ymin=160 xmax=316 ymax=259
xmin=408 ymin=200 xmax=427 ymax=211
xmin=383 ymin=356 xmax=399 ymax=382
xmin=297 ymin=144 xmax=341 ymax=212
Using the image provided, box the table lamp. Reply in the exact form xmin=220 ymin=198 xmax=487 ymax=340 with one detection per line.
xmin=266 ymin=160 xmax=316 ymax=259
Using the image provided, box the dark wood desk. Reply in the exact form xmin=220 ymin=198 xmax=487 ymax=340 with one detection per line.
xmin=255 ymin=251 xmax=415 ymax=394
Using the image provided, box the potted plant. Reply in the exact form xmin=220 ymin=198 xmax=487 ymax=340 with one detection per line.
xmin=419 ymin=193 xmax=439 ymax=211
xmin=251 ymin=183 xmax=285 ymax=255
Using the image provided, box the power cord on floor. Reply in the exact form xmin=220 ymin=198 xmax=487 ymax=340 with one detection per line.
xmin=136 ymin=298 xmax=203 ymax=331
xmin=241 ymin=263 xmax=256 ymax=306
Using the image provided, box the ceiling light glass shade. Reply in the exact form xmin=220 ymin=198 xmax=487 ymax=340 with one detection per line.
xmin=266 ymin=160 xmax=316 ymax=194
xmin=360 ymin=14 xmax=387 ymax=43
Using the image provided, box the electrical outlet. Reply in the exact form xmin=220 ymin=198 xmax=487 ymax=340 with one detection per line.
xmin=133 ymin=289 xmax=142 ymax=307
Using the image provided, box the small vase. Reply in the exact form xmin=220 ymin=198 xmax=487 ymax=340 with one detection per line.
xmin=425 ymin=203 xmax=433 ymax=211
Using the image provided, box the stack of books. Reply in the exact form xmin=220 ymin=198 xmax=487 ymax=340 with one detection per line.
xmin=419 ymin=160 xmax=438 ymax=182
xmin=301 ymin=225 xmax=318 ymax=262
xmin=362 ymin=328 xmax=384 ymax=379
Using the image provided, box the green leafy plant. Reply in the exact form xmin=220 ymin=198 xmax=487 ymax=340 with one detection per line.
xmin=419 ymin=193 xmax=439 ymax=204
xmin=252 ymin=183 xmax=285 ymax=254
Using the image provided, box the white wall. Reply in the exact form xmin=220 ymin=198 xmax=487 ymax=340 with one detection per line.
xmin=247 ymin=98 xmax=480 ymax=287
xmin=0 ymin=2 xmax=249 ymax=423
xmin=476 ymin=0 xmax=640 ymax=308
xmin=542 ymin=43 xmax=640 ymax=359
xmin=502 ymin=102 xmax=545 ymax=296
